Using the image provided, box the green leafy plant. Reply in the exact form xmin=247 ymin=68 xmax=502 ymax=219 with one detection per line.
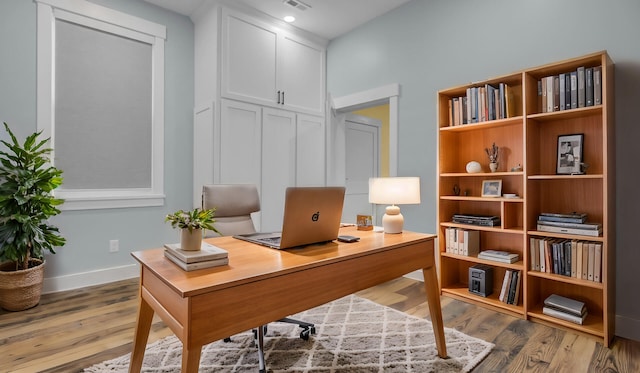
xmin=165 ymin=208 xmax=221 ymax=235
xmin=0 ymin=122 xmax=66 ymax=271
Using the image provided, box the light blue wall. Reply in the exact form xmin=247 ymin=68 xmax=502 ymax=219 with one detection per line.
xmin=0 ymin=0 xmax=194 ymax=278
xmin=327 ymin=0 xmax=640 ymax=340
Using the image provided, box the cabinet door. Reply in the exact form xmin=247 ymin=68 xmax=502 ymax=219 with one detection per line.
xmin=261 ymin=107 xmax=296 ymax=232
xmin=278 ymin=33 xmax=325 ymax=115
xmin=218 ymin=99 xmax=262 ymax=189
xmin=296 ymin=114 xmax=325 ymax=186
xmin=221 ymin=9 xmax=277 ymax=106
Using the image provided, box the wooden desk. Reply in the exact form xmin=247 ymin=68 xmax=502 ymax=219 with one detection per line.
xmin=129 ymin=227 xmax=446 ymax=372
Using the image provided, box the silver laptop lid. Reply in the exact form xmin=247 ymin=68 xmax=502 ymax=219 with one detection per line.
xmin=278 ymin=186 xmax=346 ymax=249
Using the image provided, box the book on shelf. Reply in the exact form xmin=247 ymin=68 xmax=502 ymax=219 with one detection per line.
xmin=536 ymin=220 xmax=601 ymax=230
xmin=564 ymin=73 xmax=572 ymax=110
xmin=537 ymin=223 xmax=602 ymax=237
xmin=164 ymin=242 xmax=228 ymax=263
xmin=508 ymin=270 xmax=521 ymax=305
xmin=538 ymin=212 xmax=587 ymax=224
xmin=577 ymin=66 xmax=586 ymax=108
xmin=553 ymin=75 xmax=560 ymax=111
xmin=570 ymin=70 xmax=578 ymax=109
xmin=544 ymin=294 xmax=587 ymax=317
xmin=559 ymin=73 xmax=566 ymax=111
xmin=452 ymin=214 xmax=500 ymax=227
xmin=478 ymin=250 xmax=519 ymax=263
xmin=164 ymin=250 xmax=229 ymax=271
xmin=498 ymin=269 xmax=512 ymax=303
xmin=543 ymin=306 xmax=587 ymax=325
xmin=445 ymin=228 xmax=479 ymax=256
xmin=585 ymin=67 xmax=594 ymax=106
xmin=594 ymin=66 xmax=602 ymax=105
xmin=546 ymin=76 xmax=554 ymax=113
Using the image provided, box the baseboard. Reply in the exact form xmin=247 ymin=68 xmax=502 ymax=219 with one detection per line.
xmin=616 ymin=314 xmax=640 ymax=342
xmin=42 ymin=264 xmax=140 ymax=294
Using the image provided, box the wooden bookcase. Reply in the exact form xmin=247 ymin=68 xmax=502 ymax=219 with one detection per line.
xmin=436 ymin=51 xmax=615 ymax=346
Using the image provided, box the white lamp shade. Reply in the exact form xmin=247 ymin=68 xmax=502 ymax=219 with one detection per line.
xmin=368 ymin=177 xmax=421 ymax=205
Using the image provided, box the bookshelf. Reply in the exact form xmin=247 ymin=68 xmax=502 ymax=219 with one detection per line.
xmin=437 ymin=51 xmax=615 ymax=346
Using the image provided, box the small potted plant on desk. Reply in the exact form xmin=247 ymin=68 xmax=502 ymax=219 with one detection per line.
xmin=0 ymin=123 xmax=66 ymax=311
xmin=165 ymin=208 xmax=220 ymax=251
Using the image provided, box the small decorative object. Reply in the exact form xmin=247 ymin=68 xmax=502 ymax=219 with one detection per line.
xmin=511 ymin=164 xmax=523 ymax=172
xmin=165 ymin=208 xmax=220 ymax=251
xmin=485 ymin=143 xmax=499 ymax=172
xmin=466 ymin=161 xmax=482 ymax=173
xmin=357 ymin=214 xmax=373 ymax=231
xmin=481 ymin=179 xmax=502 ymax=197
xmin=557 ymin=134 xmax=584 ymax=174
xmin=453 ymin=184 xmax=461 ymax=196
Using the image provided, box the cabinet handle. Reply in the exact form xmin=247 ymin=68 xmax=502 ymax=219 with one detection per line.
xmin=281 ymin=91 xmax=285 ymax=105
xmin=277 ymin=90 xmax=281 ymax=104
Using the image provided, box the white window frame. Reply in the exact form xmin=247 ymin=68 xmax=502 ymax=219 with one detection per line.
xmin=36 ymin=0 xmax=166 ymax=210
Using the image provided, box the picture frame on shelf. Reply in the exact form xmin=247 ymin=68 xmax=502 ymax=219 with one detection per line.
xmin=481 ymin=179 xmax=502 ymax=197
xmin=557 ymin=134 xmax=584 ymax=174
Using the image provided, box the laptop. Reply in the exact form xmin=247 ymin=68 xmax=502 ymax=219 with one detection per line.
xmin=233 ymin=186 xmax=346 ymax=249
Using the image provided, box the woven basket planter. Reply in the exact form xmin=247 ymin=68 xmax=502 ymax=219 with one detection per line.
xmin=0 ymin=259 xmax=45 ymax=311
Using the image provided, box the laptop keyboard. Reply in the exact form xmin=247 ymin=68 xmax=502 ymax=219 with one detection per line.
xmin=261 ymin=236 xmax=281 ymax=244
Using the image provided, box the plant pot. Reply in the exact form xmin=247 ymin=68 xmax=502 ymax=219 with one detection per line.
xmin=489 ymin=162 xmax=498 ymax=172
xmin=0 ymin=259 xmax=45 ymax=311
xmin=181 ymin=228 xmax=203 ymax=251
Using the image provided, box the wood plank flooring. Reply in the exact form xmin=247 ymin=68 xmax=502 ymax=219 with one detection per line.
xmin=1 ymin=277 xmax=638 ymax=372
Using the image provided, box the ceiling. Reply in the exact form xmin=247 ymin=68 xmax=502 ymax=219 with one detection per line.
xmin=143 ymin=0 xmax=412 ymax=40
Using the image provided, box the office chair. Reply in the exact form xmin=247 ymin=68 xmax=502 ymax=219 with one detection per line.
xmin=202 ymin=184 xmax=316 ymax=372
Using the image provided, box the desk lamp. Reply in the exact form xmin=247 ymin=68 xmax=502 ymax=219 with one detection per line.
xmin=368 ymin=177 xmax=421 ymax=234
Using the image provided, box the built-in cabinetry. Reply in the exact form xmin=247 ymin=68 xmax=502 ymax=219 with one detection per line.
xmin=437 ymin=51 xmax=615 ymax=346
xmin=221 ymin=7 xmax=325 ymax=115
xmin=193 ymin=2 xmax=327 ymax=227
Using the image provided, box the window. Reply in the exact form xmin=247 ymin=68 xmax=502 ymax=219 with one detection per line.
xmin=36 ymin=0 xmax=166 ymax=210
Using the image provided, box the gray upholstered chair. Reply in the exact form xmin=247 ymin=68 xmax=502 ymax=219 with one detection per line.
xmin=202 ymin=184 xmax=316 ymax=372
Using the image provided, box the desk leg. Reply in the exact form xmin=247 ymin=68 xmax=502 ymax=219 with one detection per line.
xmin=423 ymin=265 xmax=448 ymax=358
xmin=129 ymin=296 xmax=154 ymax=373
xmin=182 ymin=344 xmax=203 ymax=373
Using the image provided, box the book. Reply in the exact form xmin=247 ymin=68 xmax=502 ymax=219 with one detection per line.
xmin=540 ymin=78 xmax=547 ymax=113
xmin=544 ymin=294 xmax=587 ymax=316
xmin=164 ymin=242 xmax=228 ymax=263
xmin=536 ymin=220 xmax=601 ymax=230
xmin=530 ymin=237 xmax=538 ymax=271
xmin=510 ymin=270 xmax=522 ymax=305
xmin=581 ymin=242 xmax=589 ymax=280
xmin=564 ymin=73 xmax=572 ymax=110
xmin=478 ymin=250 xmax=519 ymax=263
xmin=538 ymin=212 xmax=587 ymax=224
xmin=570 ymin=240 xmax=577 ymax=278
xmin=559 ymin=73 xmax=566 ymax=111
xmin=553 ymin=75 xmax=560 ymax=111
xmin=594 ymin=243 xmax=602 ymax=283
xmin=537 ymin=223 xmax=602 ymax=237
xmin=585 ymin=67 xmax=594 ymax=106
xmin=507 ymin=270 xmax=519 ymax=304
xmin=594 ymin=66 xmax=602 ymax=105
xmin=543 ymin=306 xmax=587 ymax=325
xmin=164 ymin=250 xmax=229 ymax=271
xmin=546 ymin=76 xmax=554 ymax=113
xmin=499 ymin=269 xmax=512 ymax=302
xmin=570 ymin=71 xmax=578 ymax=109
xmin=577 ymin=66 xmax=586 ymax=108
xmin=459 ymin=229 xmax=480 ymax=256
xmin=576 ymin=241 xmax=583 ymax=279
xmin=587 ymin=242 xmax=595 ymax=281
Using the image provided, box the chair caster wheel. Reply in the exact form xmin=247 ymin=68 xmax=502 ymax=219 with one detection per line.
xmin=259 ymin=369 xmax=266 ymax=373
xmin=223 ymin=337 xmax=231 ymax=342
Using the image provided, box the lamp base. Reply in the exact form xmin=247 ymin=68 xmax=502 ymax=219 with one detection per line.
xmin=382 ymin=205 xmax=404 ymax=234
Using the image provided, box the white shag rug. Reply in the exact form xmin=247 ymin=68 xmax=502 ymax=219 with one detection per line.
xmin=85 ymin=295 xmax=493 ymax=372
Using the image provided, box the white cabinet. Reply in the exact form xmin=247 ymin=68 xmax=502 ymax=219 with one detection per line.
xmin=216 ymin=99 xmax=325 ymax=231
xmin=221 ymin=8 xmax=325 ymax=115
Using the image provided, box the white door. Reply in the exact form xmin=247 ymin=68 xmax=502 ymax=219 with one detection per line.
xmin=342 ymin=114 xmax=380 ymax=223
xmin=262 ymin=107 xmax=296 ymax=232
xmin=296 ymin=114 xmax=325 ymax=186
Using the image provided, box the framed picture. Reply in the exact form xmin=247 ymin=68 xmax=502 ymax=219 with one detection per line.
xmin=481 ymin=180 xmax=502 ymax=197
xmin=557 ymin=134 xmax=584 ymax=174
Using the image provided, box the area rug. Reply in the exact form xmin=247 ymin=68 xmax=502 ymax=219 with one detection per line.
xmin=85 ymin=295 xmax=493 ymax=372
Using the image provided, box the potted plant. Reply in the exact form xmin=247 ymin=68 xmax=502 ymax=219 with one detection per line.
xmin=165 ymin=208 xmax=220 ymax=251
xmin=0 ymin=122 xmax=66 ymax=311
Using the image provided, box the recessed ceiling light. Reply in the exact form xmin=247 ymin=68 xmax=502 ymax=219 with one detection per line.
xmin=284 ymin=15 xmax=296 ymax=23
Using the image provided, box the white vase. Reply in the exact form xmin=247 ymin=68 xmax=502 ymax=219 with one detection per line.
xmin=180 ymin=228 xmax=203 ymax=251
xmin=489 ymin=162 xmax=498 ymax=172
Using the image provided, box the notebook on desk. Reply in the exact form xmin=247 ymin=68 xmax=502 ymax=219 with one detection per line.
xmin=233 ymin=186 xmax=346 ymax=249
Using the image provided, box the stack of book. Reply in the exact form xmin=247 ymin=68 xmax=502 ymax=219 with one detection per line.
xmin=164 ymin=242 xmax=229 ymax=271
xmin=543 ymin=294 xmax=588 ymax=325
xmin=478 ymin=249 xmax=519 ymax=264
xmin=498 ymin=269 xmax=521 ymax=305
xmin=444 ymin=227 xmax=480 ymax=256
xmin=537 ymin=212 xmax=602 ymax=237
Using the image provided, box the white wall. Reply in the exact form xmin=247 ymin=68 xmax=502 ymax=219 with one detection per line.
xmin=326 ymin=0 xmax=640 ymax=341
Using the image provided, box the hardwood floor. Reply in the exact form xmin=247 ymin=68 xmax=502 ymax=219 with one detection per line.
xmin=1 ymin=277 xmax=639 ymax=372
